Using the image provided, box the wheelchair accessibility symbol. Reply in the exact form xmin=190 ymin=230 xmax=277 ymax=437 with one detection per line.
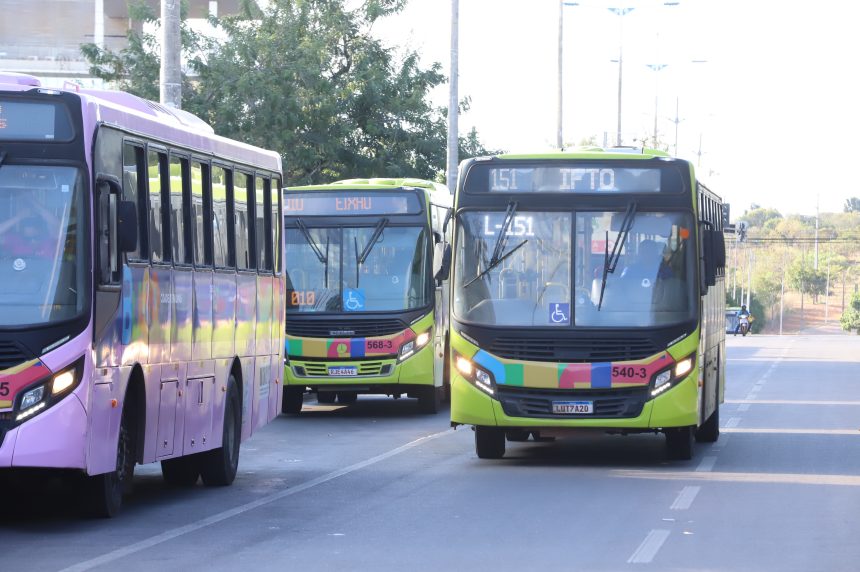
xmin=549 ymin=302 xmax=570 ymax=325
xmin=343 ymin=288 xmax=366 ymax=312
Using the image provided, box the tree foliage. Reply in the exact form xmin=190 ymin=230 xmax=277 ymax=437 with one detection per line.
xmin=80 ymin=0 xmax=497 ymax=185
xmin=840 ymin=292 xmax=860 ymax=333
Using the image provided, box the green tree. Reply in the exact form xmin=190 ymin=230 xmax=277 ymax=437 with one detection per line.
xmin=739 ymin=207 xmax=782 ymax=230
xmin=80 ymin=0 xmax=496 ymax=185
xmin=788 ymin=258 xmax=828 ymax=302
xmin=840 ymin=292 xmax=860 ymax=333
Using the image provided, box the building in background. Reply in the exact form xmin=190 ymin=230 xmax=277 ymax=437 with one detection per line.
xmin=0 ymin=0 xmax=243 ymax=87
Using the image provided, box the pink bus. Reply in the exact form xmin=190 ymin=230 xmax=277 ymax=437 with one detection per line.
xmin=0 ymin=73 xmax=285 ymax=516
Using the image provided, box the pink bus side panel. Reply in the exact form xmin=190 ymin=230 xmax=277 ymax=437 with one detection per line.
xmin=171 ymin=269 xmax=194 ymax=363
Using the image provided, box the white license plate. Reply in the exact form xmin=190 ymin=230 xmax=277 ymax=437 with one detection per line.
xmin=328 ymin=366 xmax=357 ymax=377
xmin=552 ymin=401 xmax=593 ymax=414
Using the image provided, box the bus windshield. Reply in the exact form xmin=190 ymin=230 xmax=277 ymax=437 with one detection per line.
xmin=0 ymin=165 xmax=86 ymax=326
xmin=285 ymin=224 xmax=430 ymax=313
xmin=453 ymin=210 xmax=695 ymax=328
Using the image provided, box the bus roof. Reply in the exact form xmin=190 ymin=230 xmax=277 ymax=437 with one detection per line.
xmin=0 ymin=75 xmax=282 ymax=173
xmin=288 ymin=177 xmax=452 ymax=196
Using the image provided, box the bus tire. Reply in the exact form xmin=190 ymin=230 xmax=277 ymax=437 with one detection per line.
xmin=417 ymin=386 xmax=442 ymax=414
xmin=282 ymin=387 xmax=304 ymax=415
xmin=161 ymin=455 xmax=200 ymax=487
xmin=696 ymin=403 xmax=720 ymax=443
xmin=87 ymin=401 xmax=137 ymax=518
xmin=317 ymin=391 xmax=337 ymax=404
xmin=337 ymin=391 xmax=358 ymax=404
xmin=475 ymin=426 xmax=505 ymax=459
xmin=666 ymin=426 xmax=695 ymax=460
xmin=200 ymin=377 xmax=241 ymax=486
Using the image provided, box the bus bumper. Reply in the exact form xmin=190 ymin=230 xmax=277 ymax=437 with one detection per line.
xmin=284 ymin=343 xmax=436 ymax=391
xmin=450 ymin=371 xmax=699 ymax=430
xmin=0 ymin=392 xmax=88 ymax=470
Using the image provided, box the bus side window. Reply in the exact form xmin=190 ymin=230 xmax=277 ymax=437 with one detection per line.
xmin=271 ymin=178 xmax=281 ymax=274
xmin=234 ymin=173 xmax=252 ymax=270
xmin=190 ymin=161 xmax=210 ymax=266
xmin=147 ymin=149 xmax=167 ymax=263
xmin=122 ymin=142 xmax=146 ymax=261
xmin=255 ymin=176 xmax=270 ymax=271
xmin=212 ymin=166 xmax=230 ymax=268
xmin=169 ymin=155 xmax=188 ymax=265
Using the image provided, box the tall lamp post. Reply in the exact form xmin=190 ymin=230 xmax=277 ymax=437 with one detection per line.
xmin=645 ymin=62 xmax=668 ymax=149
xmin=607 ymin=7 xmax=634 ymax=147
xmin=557 ymin=1 xmax=579 ymax=149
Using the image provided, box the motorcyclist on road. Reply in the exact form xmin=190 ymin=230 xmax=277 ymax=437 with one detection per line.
xmin=734 ymin=305 xmax=751 ymax=336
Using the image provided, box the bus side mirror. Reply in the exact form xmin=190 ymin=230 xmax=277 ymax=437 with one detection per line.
xmin=700 ymin=227 xmax=717 ymax=292
xmin=117 ymin=200 xmax=138 ymax=253
xmin=433 ymin=242 xmax=451 ymax=282
xmin=713 ymin=230 xmax=726 ymax=269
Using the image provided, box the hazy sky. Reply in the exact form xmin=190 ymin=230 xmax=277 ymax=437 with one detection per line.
xmin=373 ymin=0 xmax=860 ymax=217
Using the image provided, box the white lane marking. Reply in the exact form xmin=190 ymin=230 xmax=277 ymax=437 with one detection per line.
xmin=727 ymin=399 xmax=860 ymax=406
xmin=627 ymin=529 xmax=671 ymax=564
xmin=670 ymin=486 xmax=701 ymax=510
xmin=724 ymin=417 xmax=741 ymax=429
xmin=696 ymin=456 xmax=717 ymax=472
xmin=59 ymin=429 xmax=455 ymax=572
xmin=613 ymin=469 xmax=860 ymax=487
xmin=722 ymin=428 xmax=860 ymax=435
xmin=737 ymin=403 xmax=751 ymax=412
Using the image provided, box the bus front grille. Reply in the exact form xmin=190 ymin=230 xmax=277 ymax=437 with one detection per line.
xmin=488 ymin=337 xmax=659 ymax=363
xmin=497 ymin=386 xmax=648 ymax=419
xmin=286 ymin=319 xmax=407 ymax=339
xmin=0 ymin=341 xmax=31 ymax=371
xmin=293 ymin=361 xmax=391 ymax=378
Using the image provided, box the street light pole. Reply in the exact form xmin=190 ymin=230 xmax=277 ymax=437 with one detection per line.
xmin=160 ymin=0 xmax=181 ymax=109
xmin=558 ymin=2 xmax=578 ymax=150
xmin=645 ymin=63 xmax=668 ymax=149
xmin=446 ymin=0 xmax=459 ymax=193
xmin=608 ymin=7 xmax=634 ymax=147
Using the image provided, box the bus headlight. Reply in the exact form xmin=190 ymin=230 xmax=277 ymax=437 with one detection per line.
xmin=650 ymin=354 xmax=695 ymax=398
xmin=14 ymin=357 xmax=84 ymax=423
xmin=20 ymin=385 xmax=46 ymax=410
xmin=454 ymin=353 xmax=495 ymax=396
xmin=51 ymin=370 xmax=76 ymax=395
xmin=399 ymin=331 xmax=431 ymax=362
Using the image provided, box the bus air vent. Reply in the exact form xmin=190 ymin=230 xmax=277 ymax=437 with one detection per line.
xmin=488 ymin=336 xmax=659 ymax=363
xmin=0 ymin=341 xmax=32 ymax=371
xmin=287 ymin=319 xmax=406 ymax=339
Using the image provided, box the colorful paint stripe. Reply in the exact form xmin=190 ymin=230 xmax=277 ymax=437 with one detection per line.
xmin=474 ymin=349 xmax=676 ymax=390
xmin=0 ymin=358 xmax=52 ymax=410
xmin=286 ymin=327 xmax=421 ymax=360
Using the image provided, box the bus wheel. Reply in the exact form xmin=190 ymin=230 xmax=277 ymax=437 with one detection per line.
xmin=475 ymin=426 xmax=505 ymax=459
xmin=317 ymin=391 xmax=337 ymax=404
xmin=161 ymin=456 xmax=200 ymax=486
xmin=87 ymin=403 xmax=136 ymax=518
xmin=696 ymin=403 xmax=720 ymax=443
xmin=666 ymin=426 xmax=695 ymax=460
xmin=337 ymin=391 xmax=358 ymax=404
xmin=200 ymin=377 xmax=241 ymax=486
xmin=506 ymin=430 xmax=531 ymax=442
xmin=282 ymin=387 xmax=304 ymax=415
xmin=417 ymin=386 xmax=442 ymax=414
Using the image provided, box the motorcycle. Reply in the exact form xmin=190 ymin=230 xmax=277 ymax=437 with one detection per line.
xmin=738 ymin=315 xmax=750 ymax=336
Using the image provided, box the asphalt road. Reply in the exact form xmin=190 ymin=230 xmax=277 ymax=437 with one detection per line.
xmin=2 ymin=333 xmax=860 ymax=571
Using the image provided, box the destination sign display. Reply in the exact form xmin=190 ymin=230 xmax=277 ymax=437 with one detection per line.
xmin=464 ymin=164 xmax=678 ymax=193
xmin=283 ymin=191 xmax=421 ymax=216
xmin=0 ymin=99 xmax=73 ymax=141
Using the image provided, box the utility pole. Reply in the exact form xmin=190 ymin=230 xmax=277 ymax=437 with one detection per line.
xmin=746 ymin=246 xmax=752 ymax=309
xmin=94 ymin=0 xmax=105 ymax=49
xmin=557 ymin=0 xmax=564 ymax=149
xmin=160 ymin=0 xmax=182 ymax=109
xmin=814 ymin=195 xmax=820 ymax=270
xmin=672 ymin=97 xmax=680 ymax=156
xmin=646 ymin=63 xmax=667 ymax=149
xmin=446 ymin=0 xmax=459 ymax=193
xmin=608 ymin=7 xmax=633 ymax=146
xmin=825 ymin=249 xmax=831 ymax=323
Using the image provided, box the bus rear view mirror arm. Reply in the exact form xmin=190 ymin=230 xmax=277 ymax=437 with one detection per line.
xmin=434 ymin=242 xmax=452 ymax=282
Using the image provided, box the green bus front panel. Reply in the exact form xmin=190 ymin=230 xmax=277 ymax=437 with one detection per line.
xmin=284 ymin=313 xmax=436 ymax=389
xmin=449 ymin=330 xmax=700 ymax=430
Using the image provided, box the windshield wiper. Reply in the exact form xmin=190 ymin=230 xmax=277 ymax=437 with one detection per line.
xmin=597 ymin=201 xmax=638 ymax=310
xmin=355 ymin=218 xmax=388 ymax=286
xmin=296 ymin=219 xmax=330 ymax=287
xmin=0 ymin=150 xmax=6 ymax=169
xmin=464 ymin=201 xmax=528 ymax=288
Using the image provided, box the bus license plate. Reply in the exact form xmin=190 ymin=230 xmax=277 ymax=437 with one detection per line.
xmin=552 ymin=401 xmax=593 ymax=414
xmin=328 ymin=366 xmax=357 ymax=377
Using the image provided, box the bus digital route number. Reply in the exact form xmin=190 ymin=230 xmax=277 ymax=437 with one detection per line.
xmin=288 ymin=290 xmax=316 ymax=307
xmin=485 ymin=166 xmax=662 ymax=193
xmin=283 ymin=192 xmax=421 ymax=216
